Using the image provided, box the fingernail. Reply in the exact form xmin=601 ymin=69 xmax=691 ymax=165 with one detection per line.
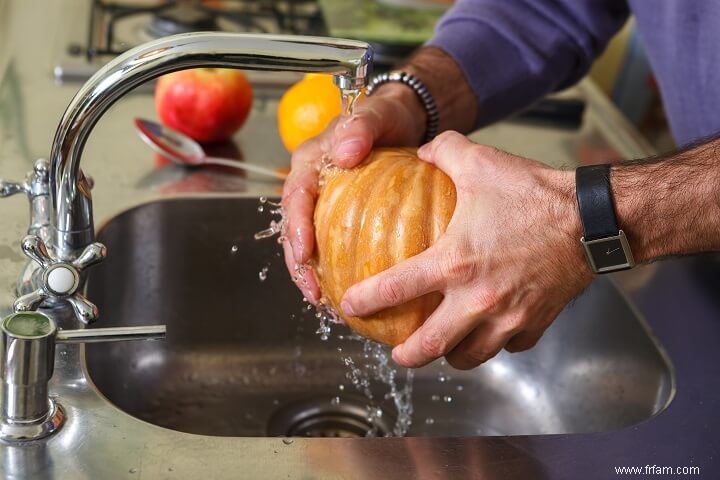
xmin=334 ymin=139 xmax=364 ymax=159
xmin=341 ymin=300 xmax=355 ymax=317
xmin=292 ymin=242 xmax=303 ymax=264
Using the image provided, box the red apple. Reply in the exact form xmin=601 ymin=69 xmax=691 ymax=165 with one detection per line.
xmin=155 ymin=68 xmax=253 ymax=144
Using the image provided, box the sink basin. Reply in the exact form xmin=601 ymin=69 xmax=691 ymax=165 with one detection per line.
xmin=84 ymin=197 xmax=674 ymax=437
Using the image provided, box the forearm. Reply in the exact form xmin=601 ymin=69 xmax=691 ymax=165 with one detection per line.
xmin=611 ymin=138 xmax=720 ymax=262
xmin=426 ymin=0 xmax=629 ymax=127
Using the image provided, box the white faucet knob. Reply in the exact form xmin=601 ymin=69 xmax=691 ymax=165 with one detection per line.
xmin=46 ymin=266 xmax=77 ymax=295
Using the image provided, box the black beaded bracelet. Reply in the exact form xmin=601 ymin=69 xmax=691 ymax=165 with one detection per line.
xmin=365 ymin=70 xmax=439 ymax=143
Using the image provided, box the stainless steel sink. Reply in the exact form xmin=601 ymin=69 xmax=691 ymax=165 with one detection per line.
xmin=83 ymin=196 xmax=674 ymax=438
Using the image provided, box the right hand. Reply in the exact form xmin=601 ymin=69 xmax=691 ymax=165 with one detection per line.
xmin=281 ymin=84 xmax=427 ymax=304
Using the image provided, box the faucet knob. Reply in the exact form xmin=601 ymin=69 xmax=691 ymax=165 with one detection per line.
xmin=0 ymin=180 xmax=28 ymax=197
xmin=13 ymin=235 xmax=107 ymax=324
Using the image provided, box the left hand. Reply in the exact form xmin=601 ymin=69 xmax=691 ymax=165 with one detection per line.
xmin=340 ymin=131 xmax=593 ymax=369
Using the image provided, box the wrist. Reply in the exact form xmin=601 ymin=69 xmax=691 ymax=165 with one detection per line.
xmin=365 ymin=74 xmax=430 ymax=145
xmin=403 ymin=47 xmax=478 ymax=135
xmin=546 ymin=169 xmax=594 ymax=281
xmin=365 ymin=81 xmax=428 ymax=145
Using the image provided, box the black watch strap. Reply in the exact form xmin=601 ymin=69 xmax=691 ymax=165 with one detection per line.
xmin=575 ymin=164 xmax=619 ymax=240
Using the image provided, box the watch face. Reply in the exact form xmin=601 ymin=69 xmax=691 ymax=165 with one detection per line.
xmin=582 ymin=232 xmax=635 ymax=273
xmin=586 ymin=238 xmax=628 ymax=270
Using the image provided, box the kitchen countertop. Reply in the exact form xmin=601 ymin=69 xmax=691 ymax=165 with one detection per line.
xmin=1 ymin=1 xmax=718 ymax=478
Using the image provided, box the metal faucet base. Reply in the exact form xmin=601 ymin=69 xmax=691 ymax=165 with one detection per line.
xmin=0 ymin=400 xmax=64 ymax=443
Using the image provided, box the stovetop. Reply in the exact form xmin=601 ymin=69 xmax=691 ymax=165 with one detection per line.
xmin=55 ymin=0 xmax=327 ymax=83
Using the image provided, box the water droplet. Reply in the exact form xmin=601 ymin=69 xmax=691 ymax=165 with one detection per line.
xmin=257 ymin=205 xmax=264 ymax=212
xmin=443 ymin=395 xmax=453 ymax=403
xmin=259 ymin=266 xmax=269 ymax=281
xmin=456 ymin=385 xmax=464 ymax=392
xmin=230 ymin=245 xmax=238 ymax=253
xmin=330 ymin=396 xmax=340 ymax=406
xmin=425 ymin=417 xmax=435 ymax=425
xmin=431 ymin=394 xmax=440 ymax=402
xmin=282 ymin=438 xmax=294 ymax=445
xmin=338 ymin=384 xmax=345 ymax=391
xmin=259 ymin=196 xmax=268 ymax=203
xmin=129 ymin=468 xmax=137 ymax=474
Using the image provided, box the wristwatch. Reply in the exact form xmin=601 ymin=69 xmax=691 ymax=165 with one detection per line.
xmin=575 ymin=164 xmax=635 ymax=273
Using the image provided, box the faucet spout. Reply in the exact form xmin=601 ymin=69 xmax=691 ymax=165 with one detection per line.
xmin=49 ymin=33 xmax=373 ymax=258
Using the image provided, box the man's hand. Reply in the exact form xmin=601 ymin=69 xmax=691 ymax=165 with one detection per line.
xmin=340 ymin=131 xmax=593 ymax=369
xmin=282 ymin=47 xmax=478 ymax=305
xmin=281 ymin=85 xmax=426 ymax=303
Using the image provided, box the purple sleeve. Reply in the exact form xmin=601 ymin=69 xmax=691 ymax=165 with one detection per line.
xmin=427 ymin=0 xmax=630 ymax=127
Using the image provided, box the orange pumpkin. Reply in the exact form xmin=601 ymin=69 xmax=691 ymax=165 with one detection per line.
xmin=313 ymin=148 xmax=457 ymax=346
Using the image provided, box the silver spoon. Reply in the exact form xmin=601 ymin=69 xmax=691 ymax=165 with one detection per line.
xmin=134 ymin=118 xmax=287 ymax=181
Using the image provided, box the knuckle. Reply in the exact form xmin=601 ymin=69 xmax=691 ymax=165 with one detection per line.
xmin=469 ymin=288 xmax=503 ymax=315
xmin=419 ymin=329 xmax=450 ymax=359
xmin=440 ymin=248 xmax=474 ymax=282
xmin=428 ymin=130 xmax=457 ymax=153
xmin=466 ymin=144 xmax=495 ymax=161
xmin=377 ymin=275 xmax=406 ymax=305
xmin=500 ymin=311 xmax=529 ymax=336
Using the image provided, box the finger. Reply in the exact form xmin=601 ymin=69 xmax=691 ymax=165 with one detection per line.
xmin=391 ymin=293 xmax=480 ymax=368
xmin=282 ymin=239 xmax=321 ymax=305
xmin=340 ymin=246 xmax=443 ymax=317
xmin=445 ymin=317 xmax=521 ymax=370
xmin=282 ymin=145 xmax=322 ymax=264
xmin=331 ymin=98 xmax=410 ymax=168
xmin=416 ymin=131 xmax=476 ymax=179
xmin=504 ymin=306 xmax=561 ymax=353
xmin=504 ymin=329 xmax=543 ymax=353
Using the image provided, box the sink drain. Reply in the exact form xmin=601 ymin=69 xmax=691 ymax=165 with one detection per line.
xmin=267 ymin=397 xmax=392 ymax=438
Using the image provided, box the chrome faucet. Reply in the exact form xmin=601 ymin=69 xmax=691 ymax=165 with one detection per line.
xmin=0 ymin=33 xmax=373 ymax=442
xmin=51 ymin=33 xmax=373 ymax=259
xmin=3 ymin=32 xmax=373 ymax=322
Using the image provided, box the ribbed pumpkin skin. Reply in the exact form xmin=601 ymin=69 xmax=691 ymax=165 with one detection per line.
xmin=313 ymin=148 xmax=457 ymax=346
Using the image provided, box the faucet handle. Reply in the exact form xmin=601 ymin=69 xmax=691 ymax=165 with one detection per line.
xmin=0 ymin=159 xmax=49 ymax=198
xmin=13 ymin=235 xmax=107 ymax=324
xmin=0 ymin=179 xmax=29 ymax=197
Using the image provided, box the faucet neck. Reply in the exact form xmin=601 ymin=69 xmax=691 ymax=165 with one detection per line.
xmin=48 ymin=33 xmax=373 ymax=259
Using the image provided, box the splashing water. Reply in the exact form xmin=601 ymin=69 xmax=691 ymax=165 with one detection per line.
xmin=253 ymin=197 xmax=286 ymax=242
xmin=319 ymin=315 xmax=414 ymax=437
xmin=254 ymin=180 xmax=415 ymax=437
xmin=258 ymin=265 xmax=269 ymax=282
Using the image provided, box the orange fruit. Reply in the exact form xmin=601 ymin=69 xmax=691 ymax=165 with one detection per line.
xmin=277 ymin=74 xmax=342 ymax=153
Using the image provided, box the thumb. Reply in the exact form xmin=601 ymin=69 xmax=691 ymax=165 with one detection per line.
xmin=331 ymin=91 xmax=413 ymax=168
xmin=330 ymin=110 xmax=378 ymax=168
xmin=417 ymin=131 xmax=475 ymax=180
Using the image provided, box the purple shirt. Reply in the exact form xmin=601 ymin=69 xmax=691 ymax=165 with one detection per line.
xmin=428 ymin=0 xmax=720 ymax=146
